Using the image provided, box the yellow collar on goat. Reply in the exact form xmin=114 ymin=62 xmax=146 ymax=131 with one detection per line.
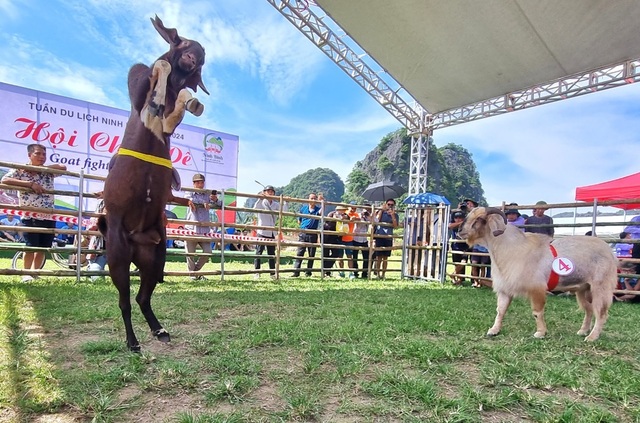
xmin=117 ymin=147 xmax=172 ymax=169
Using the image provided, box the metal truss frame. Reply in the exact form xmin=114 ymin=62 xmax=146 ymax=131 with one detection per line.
xmin=266 ymin=0 xmax=640 ymax=195
xmin=431 ymin=60 xmax=640 ymax=129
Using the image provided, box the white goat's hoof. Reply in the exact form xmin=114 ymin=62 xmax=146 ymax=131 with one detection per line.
xmin=577 ymin=329 xmax=589 ymax=336
xmin=533 ymin=332 xmax=546 ymax=339
xmin=584 ymin=335 xmax=599 ymax=342
xmin=486 ymin=330 xmax=499 ymax=337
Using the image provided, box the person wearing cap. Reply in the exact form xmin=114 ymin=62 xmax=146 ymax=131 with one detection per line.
xmin=448 ymin=210 xmax=468 ymax=285
xmin=525 ymin=200 xmax=554 ymax=237
xmin=322 ymin=205 xmax=348 ymax=277
xmin=253 ymin=185 xmax=287 ymax=279
xmin=292 ymin=192 xmax=324 ymax=277
xmin=505 ymin=203 xmax=525 ymax=232
xmin=184 ymin=173 xmax=221 ymax=280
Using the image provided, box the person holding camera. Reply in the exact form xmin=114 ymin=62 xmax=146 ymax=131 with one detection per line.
xmin=373 ymin=198 xmax=399 ymax=279
xmin=184 ymin=173 xmax=221 ymax=280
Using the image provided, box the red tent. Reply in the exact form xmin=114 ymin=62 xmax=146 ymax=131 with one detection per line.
xmin=575 ymin=172 xmax=640 ymax=210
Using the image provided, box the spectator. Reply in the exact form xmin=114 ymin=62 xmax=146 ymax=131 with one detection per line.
xmin=615 ymin=231 xmax=633 ymax=258
xmin=253 ymin=185 xmax=287 ymax=279
xmin=1 ymin=143 xmax=67 ymax=282
xmin=57 ymin=222 xmax=76 ymax=245
xmin=373 ymin=198 xmax=399 ymax=279
xmin=184 ymin=173 xmax=221 ymax=281
xmin=292 ymin=193 xmax=324 ymax=277
xmin=615 ymin=260 xmax=640 ymax=303
xmin=505 ymin=203 xmax=525 ymax=232
xmin=353 ymin=205 xmax=371 ymax=279
xmin=525 ymin=200 xmax=554 ymax=237
xmin=341 ymin=202 xmax=360 ymax=278
xmin=86 ymin=200 xmax=107 ymax=282
xmin=0 ymin=214 xmax=22 ymax=242
xmin=322 ymin=205 xmax=347 ymax=277
xmin=448 ymin=210 xmax=468 ymax=285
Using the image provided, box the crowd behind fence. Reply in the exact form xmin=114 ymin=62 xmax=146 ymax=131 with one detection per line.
xmin=2 ymin=160 xmax=640 ymax=296
xmin=0 ymin=162 xmax=408 ymax=281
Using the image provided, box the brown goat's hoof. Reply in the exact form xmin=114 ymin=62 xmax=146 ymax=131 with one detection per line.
xmin=186 ymin=98 xmax=204 ymax=116
xmin=153 ymin=328 xmax=171 ymax=343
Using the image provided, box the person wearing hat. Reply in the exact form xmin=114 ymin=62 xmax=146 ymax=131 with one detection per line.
xmin=524 ymin=200 xmax=554 ymax=237
xmin=184 ymin=173 xmax=222 ymax=280
xmin=253 ymin=185 xmax=287 ymax=279
xmin=322 ymin=205 xmax=349 ymax=277
xmin=505 ymin=203 xmax=525 ymax=232
xmin=448 ymin=210 xmax=468 ymax=285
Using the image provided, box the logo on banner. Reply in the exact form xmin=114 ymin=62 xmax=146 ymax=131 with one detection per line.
xmin=203 ymin=133 xmax=224 ymax=154
xmin=202 ymin=133 xmax=224 ymax=164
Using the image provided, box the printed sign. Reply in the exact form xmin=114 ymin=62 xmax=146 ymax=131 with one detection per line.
xmin=0 ymin=81 xmax=239 ymax=217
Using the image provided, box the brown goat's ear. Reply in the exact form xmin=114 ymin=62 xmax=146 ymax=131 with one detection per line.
xmin=151 ymin=15 xmax=181 ymax=45
xmin=185 ymin=68 xmax=210 ymax=95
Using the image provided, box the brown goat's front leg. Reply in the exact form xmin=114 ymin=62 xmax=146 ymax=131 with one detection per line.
xmin=529 ymin=289 xmax=547 ymax=338
xmin=141 ymin=60 xmax=171 ymax=141
xmin=162 ymin=89 xmax=203 ymax=134
xmin=487 ymin=292 xmax=512 ymax=336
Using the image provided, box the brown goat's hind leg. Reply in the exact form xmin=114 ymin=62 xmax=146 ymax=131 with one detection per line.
xmin=487 ymin=292 xmax=512 ymax=336
xmin=136 ymin=279 xmax=170 ymax=343
xmin=111 ymin=269 xmax=140 ymax=351
xmin=529 ymin=289 xmax=547 ymax=338
xmin=575 ymin=289 xmax=593 ymax=337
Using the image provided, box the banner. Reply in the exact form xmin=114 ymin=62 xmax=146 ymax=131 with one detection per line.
xmin=0 ymin=82 xmax=239 ymax=219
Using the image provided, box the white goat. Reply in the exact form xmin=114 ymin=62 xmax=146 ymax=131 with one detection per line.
xmin=458 ymin=207 xmax=617 ymax=341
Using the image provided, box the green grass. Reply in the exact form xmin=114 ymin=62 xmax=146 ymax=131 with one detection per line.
xmin=1 ymin=256 xmax=640 ymax=422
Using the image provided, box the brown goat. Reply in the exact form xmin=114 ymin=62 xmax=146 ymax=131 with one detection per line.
xmin=99 ymin=16 xmax=208 ymax=351
xmin=458 ymin=207 xmax=617 ymax=341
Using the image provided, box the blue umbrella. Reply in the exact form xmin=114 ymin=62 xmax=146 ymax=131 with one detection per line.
xmin=403 ymin=192 xmax=450 ymax=205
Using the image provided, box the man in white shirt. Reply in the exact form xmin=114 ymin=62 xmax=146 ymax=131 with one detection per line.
xmin=253 ymin=185 xmax=287 ymax=279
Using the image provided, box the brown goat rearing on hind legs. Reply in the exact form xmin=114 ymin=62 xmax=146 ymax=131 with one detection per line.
xmin=98 ymin=16 xmax=209 ymax=352
xmin=457 ymin=207 xmax=617 ymax=342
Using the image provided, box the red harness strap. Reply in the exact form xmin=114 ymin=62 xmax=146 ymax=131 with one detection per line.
xmin=548 ymin=244 xmax=560 ymax=291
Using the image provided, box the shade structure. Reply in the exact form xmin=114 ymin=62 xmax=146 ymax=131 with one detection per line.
xmin=362 ymin=181 xmax=405 ymax=202
xmin=575 ymin=172 xmax=640 ymax=210
xmin=403 ymin=193 xmax=450 ymax=206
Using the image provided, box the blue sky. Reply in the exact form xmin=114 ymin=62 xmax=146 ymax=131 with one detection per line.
xmin=2 ymin=0 xmax=639 ymax=209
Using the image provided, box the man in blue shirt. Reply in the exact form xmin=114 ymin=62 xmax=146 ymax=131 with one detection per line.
xmin=292 ymin=193 xmax=323 ymax=277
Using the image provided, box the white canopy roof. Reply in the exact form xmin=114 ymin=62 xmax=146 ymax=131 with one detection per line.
xmin=315 ymin=0 xmax=640 ymax=115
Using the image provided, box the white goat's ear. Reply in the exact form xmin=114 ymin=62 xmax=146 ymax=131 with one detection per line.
xmin=487 ymin=215 xmax=505 ymax=237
